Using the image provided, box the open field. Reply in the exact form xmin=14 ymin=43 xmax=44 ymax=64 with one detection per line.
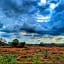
xmin=0 ymin=47 xmax=64 ymax=64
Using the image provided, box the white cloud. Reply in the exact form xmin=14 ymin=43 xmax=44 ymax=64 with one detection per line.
xmin=49 ymin=3 xmax=56 ymax=10
xmin=38 ymin=0 xmax=46 ymax=6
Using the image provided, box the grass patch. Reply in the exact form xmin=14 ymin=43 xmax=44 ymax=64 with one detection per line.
xmin=0 ymin=54 xmax=17 ymax=64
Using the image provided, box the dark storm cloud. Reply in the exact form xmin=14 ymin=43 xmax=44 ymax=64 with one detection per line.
xmin=1 ymin=34 xmax=10 ymax=38
xmin=0 ymin=22 xmax=3 ymax=28
xmin=0 ymin=0 xmax=38 ymax=17
xmin=50 ymin=10 xmax=64 ymax=35
xmin=0 ymin=32 xmax=11 ymax=38
xmin=0 ymin=0 xmax=64 ymax=37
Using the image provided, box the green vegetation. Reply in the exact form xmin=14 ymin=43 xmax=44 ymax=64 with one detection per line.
xmin=0 ymin=54 xmax=17 ymax=64
xmin=20 ymin=52 xmax=42 ymax=64
xmin=44 ymin=49 xmax=49 ymax=58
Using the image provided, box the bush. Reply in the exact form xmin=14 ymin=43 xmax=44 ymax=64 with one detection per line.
xmin=18 ymin=42 xmax=25 ymax=48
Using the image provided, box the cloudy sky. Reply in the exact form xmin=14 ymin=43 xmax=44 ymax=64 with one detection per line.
xmin=0 ymin=0 xmax=64 ymax=43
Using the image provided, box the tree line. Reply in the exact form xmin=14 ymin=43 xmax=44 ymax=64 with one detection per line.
xmin=0 ymin=38 xmax=64 ymax=48
xmin=0 ymin=38 xmax=25 ymax=48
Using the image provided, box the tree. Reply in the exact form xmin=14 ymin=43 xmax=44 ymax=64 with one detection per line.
xmin=51 ymin=43 xmax=56 ymax=46
xmin=18 ymin=42 xmax=25 ymax=48
xmin=0 ymin=38 xmax=8 ymax=46
xmin=11 ymin=39 xmax=19 ymax=47
xmin=39 ymin=42 xmax=44 ymax=46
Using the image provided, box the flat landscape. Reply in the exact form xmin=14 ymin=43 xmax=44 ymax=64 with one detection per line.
xmin=0 ymin=46 xmax=64 ymax=64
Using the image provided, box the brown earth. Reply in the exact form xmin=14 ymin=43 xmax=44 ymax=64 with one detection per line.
xmin=0 ymin=46 xmax=64 ymax=64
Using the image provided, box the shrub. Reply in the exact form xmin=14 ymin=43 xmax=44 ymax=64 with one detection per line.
xmin=44 ymin=49 xmax=48 ymax=58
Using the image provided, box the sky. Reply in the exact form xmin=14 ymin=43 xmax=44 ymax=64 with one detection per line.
xmin=0 ymin=0 xmax=64 ymax=44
